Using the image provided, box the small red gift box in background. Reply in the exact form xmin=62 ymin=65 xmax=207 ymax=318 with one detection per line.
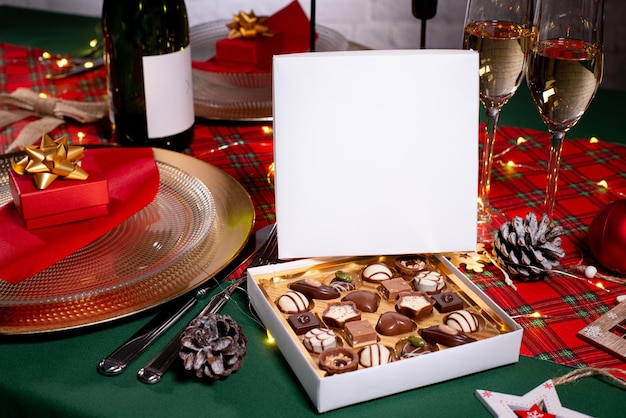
xmin=195 ymin=1 xmax=313 ymax=73
xmin=9 ymin=169 xmax=109 ymax=230
xmin=215 ymin=33 xmax=284 ymax=67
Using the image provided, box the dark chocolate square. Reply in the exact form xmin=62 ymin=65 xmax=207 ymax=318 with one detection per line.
xmin=287 ymin=312 xmax=320 ymax=335
xmin=431 ymin=292 xmax=463 ymax=313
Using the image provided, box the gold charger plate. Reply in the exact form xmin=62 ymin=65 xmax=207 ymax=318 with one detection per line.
xmin=0 ymin=148 xmax=254 ymax=334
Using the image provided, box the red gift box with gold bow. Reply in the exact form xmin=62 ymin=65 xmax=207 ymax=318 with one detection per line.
xmin=8 ymin=135 xmax=109 ymax=229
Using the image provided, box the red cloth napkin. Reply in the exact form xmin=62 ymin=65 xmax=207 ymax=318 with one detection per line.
xmin=0 ymin=147 xmax=159 ymax=284
xmin=192 ymin=0 xmax=312 ymax=74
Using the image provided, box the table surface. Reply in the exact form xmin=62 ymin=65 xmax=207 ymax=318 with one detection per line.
xmin=1 ymin=6 xmax=625 ymax=418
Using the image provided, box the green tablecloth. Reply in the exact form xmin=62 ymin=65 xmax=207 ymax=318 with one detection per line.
xmin=1 ymin=291 xmax=624 ymax=418
xmin=1 ymin=6 xmax=625 ymax=418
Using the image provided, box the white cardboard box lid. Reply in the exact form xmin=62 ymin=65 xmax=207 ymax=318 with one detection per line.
xmin=273 ymin=49 xmax=479 ymax=258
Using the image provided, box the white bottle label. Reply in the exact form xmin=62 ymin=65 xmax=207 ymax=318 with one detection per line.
xmin=142 ymin=47 xmax=194 ymax=138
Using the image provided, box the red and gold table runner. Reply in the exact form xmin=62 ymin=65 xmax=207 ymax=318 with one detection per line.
xmin=1 ymin=42 xmax=625 ymax=371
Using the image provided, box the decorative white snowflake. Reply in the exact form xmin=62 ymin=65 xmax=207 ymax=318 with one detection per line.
xmin=607 ymin=312 xmax=617 ymax=320
xmin=580 ymin=325 xmax=602 ymax=339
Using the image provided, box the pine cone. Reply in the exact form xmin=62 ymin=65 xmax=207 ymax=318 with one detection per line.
xmin=179 ymin=313 xmax=247 ymax=380
xmin=492 ymin=212 xmax=565 ymax=280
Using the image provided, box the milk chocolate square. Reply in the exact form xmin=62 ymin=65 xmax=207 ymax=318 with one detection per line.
xmin=379 ymin=278 xmax=412 ymax=301
xmin=344 ymin=320 xmax=377 ymax=347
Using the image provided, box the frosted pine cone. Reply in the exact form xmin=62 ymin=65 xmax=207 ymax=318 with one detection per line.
xmin=179 ymin=313 xmax=247 ymax=380
xmin=492 ymin=212 xmax=565 ymax=280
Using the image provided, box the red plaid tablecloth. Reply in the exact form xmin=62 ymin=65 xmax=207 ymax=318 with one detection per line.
xmin=1 ymin=42 xmax=625 ymax=371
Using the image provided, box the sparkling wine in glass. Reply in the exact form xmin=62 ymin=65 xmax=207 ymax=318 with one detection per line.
xmin=527 ymin=0 xmax=604 ymax=220
xmin=463 ymin=0 xmax=534 ymax=243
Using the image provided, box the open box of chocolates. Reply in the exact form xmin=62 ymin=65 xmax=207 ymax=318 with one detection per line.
xmin=247 ymin=254 xmax=522 ymax=413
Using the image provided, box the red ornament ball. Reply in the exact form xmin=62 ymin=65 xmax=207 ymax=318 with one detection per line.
xmin=588 ymin=199 xmax=626 ymax=274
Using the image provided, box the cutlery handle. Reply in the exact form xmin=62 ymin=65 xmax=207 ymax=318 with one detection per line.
xmin=136 ymin=329 xmax=185 ymax=384
xmin=137 ymin=277 xmax=247 ymax=384
xmin=97 ymin=294 xmax=203 ymax=376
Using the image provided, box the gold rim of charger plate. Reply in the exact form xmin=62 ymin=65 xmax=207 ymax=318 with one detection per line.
xmin=0 ymin=148 xmax=254 ymax=335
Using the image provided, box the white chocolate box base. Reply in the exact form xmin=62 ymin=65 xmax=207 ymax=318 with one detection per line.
xmin=247 ymin=255 xmax=523 ymax=413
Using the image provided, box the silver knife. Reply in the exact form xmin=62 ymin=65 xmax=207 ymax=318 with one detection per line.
xmin=97 ymin=224 xmax=273 ymax=376
xmin=136 ymin=224 xmax=277 ymax=384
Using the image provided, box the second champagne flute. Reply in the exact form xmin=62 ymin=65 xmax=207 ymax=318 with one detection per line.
xmin=526 ymin=0 xmax=604 ymax=220
xmin=463 ymin=0 xmax=534 ymax=242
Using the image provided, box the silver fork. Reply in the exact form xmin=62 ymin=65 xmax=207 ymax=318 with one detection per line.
xmin=137 ymin=224 xmax=278 ymax=384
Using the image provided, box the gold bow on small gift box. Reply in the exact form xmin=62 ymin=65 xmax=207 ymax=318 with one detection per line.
xmin=227 ymin=10 xmax=274 ymax=39
xmin=11 ymin=134 xmax=88 ymax=190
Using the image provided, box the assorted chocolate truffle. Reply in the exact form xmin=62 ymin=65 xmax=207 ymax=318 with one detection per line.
xmin=303 ymin=328 xmax=337 ymax=354
xmin=420 ymin=324 xmax=477 ymax=347
xmin=413 ymin=270 xmax=445 ymax=294
xmin=398 ymin=335 xmax=438 ymax=359
xmin=395 ymin=291 xmax=435 ymax=319
xmin=395 ymin=255 xmax=428 ymax=276
xmin=319 ymin=347 xmax=359 ymax=374
xmin=376 ymin=312 xmax=415 ymax=336
xmin=330 ymin=270 xmax=358 ymax=292
xmin=342 ymin=290 xmax=380 ymax=313
xmin=379 ymin=277 xmax=412 ymax=301
xmin=431 ymin=292 xmax=464 ymax=313
xmin=362 ymin=262 xmax=393 ymax=283
xmin=322 ymin=301 xmax=361 ymax=328
xmin=344 ymin=319 xmax=378 ymax=347
xmin=359 ymin=343 xmax=393 ymax=367
xmin=445 ymin=310 xmax=480 ymax=333
xmin=277 ymin=290 xmax=310 ymax=314
xmin=330 ymin=280 xmax=357 ymax=292
xmin=290 ymin=278 xmax=340 ymax=300
xmin=287 ymin=311 xmax=319 ymax=335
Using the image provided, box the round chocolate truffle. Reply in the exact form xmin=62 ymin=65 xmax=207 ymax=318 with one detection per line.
xmin=413 ymin=270 xmax=445 ymax=294
xmin=359 ymin=343 xmax=393 ymax=367
xmin=362 ymin=262 xmax=393 ymax=283
xmin=330 ymin=280 xmax=357 ymax=292
xmin=319 ymin=347 xmax=359 ymax=374
xmin=445 ymin=310 xmax=480 ymax=333
xmin=395 ymin=255 xmax=428 ymax=276
xmin=276 ymin=291 xmax=310 ymax=314
xmin=396 ymin=336 xmax=438 ymax=359
xmin=303 ymin=328 xmax=337 ymax=354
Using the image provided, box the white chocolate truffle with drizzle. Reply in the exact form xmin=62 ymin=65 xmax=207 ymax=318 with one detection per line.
xmin=362 ymin=263 xmax=393 ymax=283
xmin=303 ymin=328 xmax=337 ymax=354
xmin=276 ymin=291 xmax=310 ymax=314
xmin=413 ymin=270 xmax=445 ymax=294
xmin=359 ymin=343 xmax=393 ymax=367
xmin=445 ymin=310 xmax=480 ymax=333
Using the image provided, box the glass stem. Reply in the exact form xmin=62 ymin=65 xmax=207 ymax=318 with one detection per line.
xmin=478 ymin=106 xmax=501 ymax=221
xmin=545 ymin=130 xmax=566 ymax=220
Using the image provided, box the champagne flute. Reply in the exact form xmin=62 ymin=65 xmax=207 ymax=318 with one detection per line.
xmin=526 ymin=0 xmax=604 ymax=220
xmin=463 ymin=0 xmax=534 ymax=242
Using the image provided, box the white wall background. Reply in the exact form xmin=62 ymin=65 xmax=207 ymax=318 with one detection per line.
xmin=1 ymin=0 xmax=624 ymax=91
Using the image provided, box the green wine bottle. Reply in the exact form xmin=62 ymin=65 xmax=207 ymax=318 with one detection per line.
xmin=102 ymin=0 xmax=194 ymax=151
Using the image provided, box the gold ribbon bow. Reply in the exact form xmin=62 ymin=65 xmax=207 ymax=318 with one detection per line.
xmin=11 ymin=134 xmax=88 ymax=190
xmin=0 ymin=88 xmax=107 ymax=153
xmin=226 ymin=10 xmax=274 ymax=40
